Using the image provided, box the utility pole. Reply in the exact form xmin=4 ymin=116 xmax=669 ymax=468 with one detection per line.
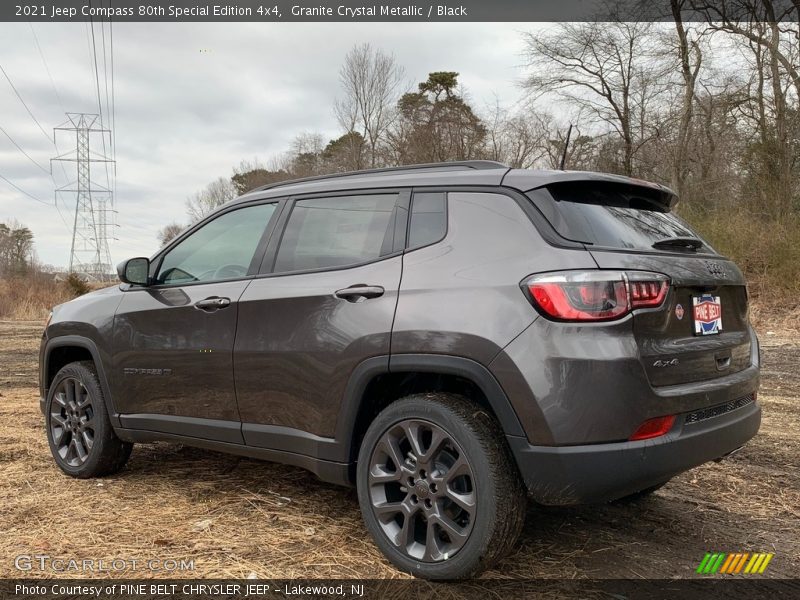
xmin=51 ymin=113 xmax=116 ymax=280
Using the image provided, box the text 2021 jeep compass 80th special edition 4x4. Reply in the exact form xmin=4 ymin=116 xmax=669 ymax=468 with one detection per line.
xmin=39 ymin=161 xmax=760 ymax=579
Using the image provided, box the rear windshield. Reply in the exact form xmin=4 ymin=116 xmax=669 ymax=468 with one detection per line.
xmin=527 ymin=182 xmax=713 ymax=252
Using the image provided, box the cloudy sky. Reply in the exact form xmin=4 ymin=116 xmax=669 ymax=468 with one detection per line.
xmin=0 ymin=22 xmax=542 ymax=268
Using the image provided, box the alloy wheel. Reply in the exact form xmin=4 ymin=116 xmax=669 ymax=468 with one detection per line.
xmin=367 ymin=419 xmax=476 ymax=562
xmin=49 ymin=377 xmax=95 ymax=467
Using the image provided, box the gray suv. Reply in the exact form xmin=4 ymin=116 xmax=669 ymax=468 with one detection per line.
xmin=39 ymin=161 xmax=760 ymax=579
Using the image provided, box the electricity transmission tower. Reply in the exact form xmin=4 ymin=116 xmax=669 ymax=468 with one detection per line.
xmin=52 ymin=113 xmax=116 ymax=280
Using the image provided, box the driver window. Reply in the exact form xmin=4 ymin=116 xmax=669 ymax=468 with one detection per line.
xmin=156 ymin=203 xmax=276 ymax=285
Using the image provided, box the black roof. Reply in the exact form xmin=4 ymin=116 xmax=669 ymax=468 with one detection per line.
xmin=229 ymin=161 xmax=676 ymax=206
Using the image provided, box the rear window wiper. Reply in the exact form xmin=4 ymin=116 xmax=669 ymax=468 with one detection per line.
xmin=652 ymin=237 xmax=703 ymax=251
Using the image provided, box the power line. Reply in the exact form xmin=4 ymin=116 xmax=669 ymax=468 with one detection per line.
xmin=109 ymin=5 xmax=117 ymax=204
xmin=100 ymin=8 xmax=114 ymax=198
xmin=0 ymin=124 xmax=53 ymax=175
xmin=28 ymin=23 xmax=65 ymax=114
xmin=29 ymin=22 xmax=70 ymax=182
xmin=0 ymin=63 xmax=54 ymax=145
xmin=0 ymin=172 xmax=51 ymax=205
xmin=110 ymin=8 xmax=116 ymax=171
xmin=87 ymin=3 xmax=112 ymax=193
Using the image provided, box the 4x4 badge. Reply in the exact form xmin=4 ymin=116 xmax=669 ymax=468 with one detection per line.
xmin=675 ymin=304 xmax=685 ymax=320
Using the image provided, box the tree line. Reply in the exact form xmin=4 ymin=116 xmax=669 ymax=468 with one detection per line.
xmin=0 ymin=221 xmax=34 ymax=277
xmin=160 ymin=2 xmax=798 ymax=283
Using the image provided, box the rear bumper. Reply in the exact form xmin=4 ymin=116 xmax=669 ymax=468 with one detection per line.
xmin=508 ymin=399 xmax=761 ymax=505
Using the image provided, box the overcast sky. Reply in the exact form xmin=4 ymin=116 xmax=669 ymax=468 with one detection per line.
xmin=0 ymin=22 xmax=542 ymax=268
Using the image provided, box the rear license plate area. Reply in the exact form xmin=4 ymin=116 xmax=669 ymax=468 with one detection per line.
xmin=692 ymin=294 xmax=722 ymax=335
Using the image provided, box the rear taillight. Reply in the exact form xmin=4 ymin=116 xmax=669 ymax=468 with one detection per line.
xmin=629 ymin=415 xmax=676 ymax=441
xmin=523 ymin=271 xmax=669 ymax=322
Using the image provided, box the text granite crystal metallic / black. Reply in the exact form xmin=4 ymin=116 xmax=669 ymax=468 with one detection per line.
xmin=39 ymin=161 xmax=761 ymax=580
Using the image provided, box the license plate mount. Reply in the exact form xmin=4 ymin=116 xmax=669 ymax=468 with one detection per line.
xmin=692 ymin=294 xmax=722 ymax=335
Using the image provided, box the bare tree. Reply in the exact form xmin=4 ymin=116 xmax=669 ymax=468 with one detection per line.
xmin=185 ymin=177 xmax=237 ymax=223
xmin=157 ymin=222 xmax=184 ymax=246
xmin=669 ymin=0 xmax=704 ymax=197
xmin=521 ymin=21 xmax=670 ymax=176
xmin=693 ymin=1 xmax=800 ymax=216
xmin=335 ymin=43 xmax=405 ymax=168
xmin=483 ymin=100 xmax=551 ymax=168
xmin=288 ymin=132 xmax=326 ymax=177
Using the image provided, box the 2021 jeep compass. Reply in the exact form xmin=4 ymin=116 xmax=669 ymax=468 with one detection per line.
xmin=39 ymin=161 xmax=760 ymax=579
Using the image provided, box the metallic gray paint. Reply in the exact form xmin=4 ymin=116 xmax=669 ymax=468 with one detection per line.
xmin=234 ymin=257 xmax=402 ymax=439
xmin=111 ymin=280 xmax=250 ymax=424
xmin=391 ymin=191 xmax=596 ymax=364
xmin=38 ymin=165 xmax=761 ymax=504
xmin=490 ymin=315 xmax=759 ymax=445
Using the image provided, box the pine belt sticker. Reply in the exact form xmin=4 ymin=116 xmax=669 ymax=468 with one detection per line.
xmin=693 ymin=295 xmax=722 ymax=335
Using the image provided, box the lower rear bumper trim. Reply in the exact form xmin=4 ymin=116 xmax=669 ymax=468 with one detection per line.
xmin=508 ymin=402 xmax=761 ymax=505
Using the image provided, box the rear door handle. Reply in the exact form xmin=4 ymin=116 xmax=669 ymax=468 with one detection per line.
xmin=334 ymin=285 xmax=385 ymax=302
xmin=194 ymin=296 xmax=231 ymax=311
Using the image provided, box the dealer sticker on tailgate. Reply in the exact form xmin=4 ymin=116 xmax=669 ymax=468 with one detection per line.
xmin=693 ymin=294 xmax=722 ymax=335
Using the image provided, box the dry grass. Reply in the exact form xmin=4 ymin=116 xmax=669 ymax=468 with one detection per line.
xmin=0 ymin=321 xmax=798 ymax=582
xmin=683 ymin=209 xmax=800 ymax=313
xmin=0 ymin=275 xmax=112 ymax=321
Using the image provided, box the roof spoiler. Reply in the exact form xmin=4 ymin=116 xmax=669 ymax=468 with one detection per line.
xmin=527 ymin=174 xmax=679 ymax=211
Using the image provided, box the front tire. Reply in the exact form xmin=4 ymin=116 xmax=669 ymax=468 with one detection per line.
xmin=356 ymin=393 xmax=526 ymax=580
xmin=45 ymin=361 xmax=132 ymax=478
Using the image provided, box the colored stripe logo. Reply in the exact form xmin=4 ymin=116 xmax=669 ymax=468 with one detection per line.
xmin=696 ymin=552 xmax=774 ymax=574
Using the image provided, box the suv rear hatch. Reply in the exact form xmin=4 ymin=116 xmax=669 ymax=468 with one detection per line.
xmin=526 ymin=180 xmax=752 ymax=388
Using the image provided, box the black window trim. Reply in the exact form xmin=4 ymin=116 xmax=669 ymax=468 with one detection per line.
xmin=134 ymin=198 xmax=286 ymax=291
xmin=256 ymin=188 xmax=412 ymax=278
xmin=130 ymin=182 xmax=627 ymax=291
xmin=404 ymin=188 xmax=449 ymax=252
xmin=402 ymin=184 xmax=587 ymax=252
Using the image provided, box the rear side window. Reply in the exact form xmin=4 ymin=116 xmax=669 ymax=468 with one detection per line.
xmin=274 ymin=194 xmax=398 ymax=273
xmin=408 ymin=192 xmax=447 ymax=249
xmin=529 ymin=182 xmax=712 ymax=252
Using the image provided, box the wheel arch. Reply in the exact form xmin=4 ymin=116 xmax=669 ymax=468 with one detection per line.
xmin=43 ymin=336 xmax=119 ymax=426
xmin=337 ymin=353 xmax=525 ymax=478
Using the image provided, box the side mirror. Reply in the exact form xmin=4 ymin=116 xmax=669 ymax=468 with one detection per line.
xmin=117 ymin=257 xmax=150 ymax=285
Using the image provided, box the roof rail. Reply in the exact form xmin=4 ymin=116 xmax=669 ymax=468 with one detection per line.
xmin=249 ymin=160 xmax=508 ymax=193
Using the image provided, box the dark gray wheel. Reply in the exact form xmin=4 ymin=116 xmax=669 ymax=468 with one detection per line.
xmin=357 ymin=393 xmax=526 ymax=580
xmin=367 ymin=419 xmax=476 ymax=562
xmin=49 ymin=376 xmax=95 ymax=467
xmin=46 ymin=361 xmax=132 ymax=478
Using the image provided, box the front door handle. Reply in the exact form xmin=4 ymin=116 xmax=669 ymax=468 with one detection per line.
xmin=194 ymin=296 xmax=231 ymax=311
xmin=334 ymin=285 xmax=385 ymax=302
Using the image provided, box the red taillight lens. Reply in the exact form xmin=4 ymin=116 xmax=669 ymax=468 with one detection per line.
xmin=524 ymin=271 xmax=669 ymax=322
xmin=530 ymin=280 xmax=628 ymax=321
xmin=629 ymin=279 xmax=668 ymax=308
xmin=629 ymin=415 xmax=676 ymax=441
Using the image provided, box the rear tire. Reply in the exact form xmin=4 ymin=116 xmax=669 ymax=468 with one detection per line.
xmin=356 ymin=393 xmax=526 ymax=580
xmin=45 ymin=361 xmax=132 ymax=478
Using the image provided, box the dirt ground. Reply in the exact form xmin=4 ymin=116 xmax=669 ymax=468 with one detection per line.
xmin=0 ymin=320 xmax=798 ymax=581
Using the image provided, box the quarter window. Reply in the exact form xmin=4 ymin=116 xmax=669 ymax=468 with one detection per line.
xmin=273 ymin=194 xmax=398 ymax=273
xmin=408 ymin=192 xmax=447 ymax=248
xmin=156 ymin=203 xmax=276 ymax=285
